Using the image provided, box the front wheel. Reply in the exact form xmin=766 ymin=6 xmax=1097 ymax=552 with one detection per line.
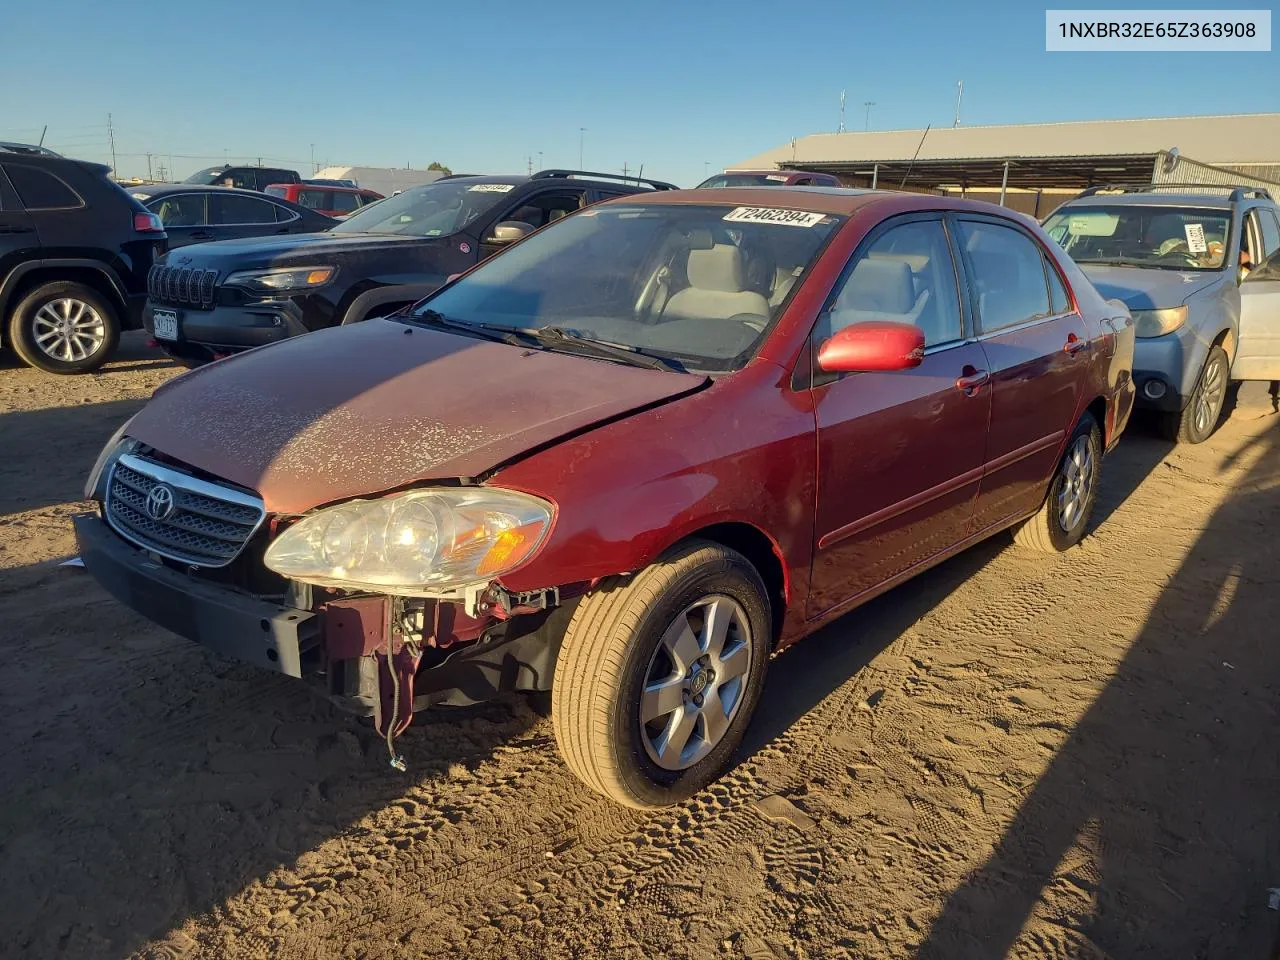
xmin=1013 ymin=412 xmax=1102 ymax=553
xmin=551 ymin=540 xmax=771 ymax=808
xmin=8 ymin=281 xmax=120 ymax=374
xmin=1160 ymin=345 xmax=1228 ymax=444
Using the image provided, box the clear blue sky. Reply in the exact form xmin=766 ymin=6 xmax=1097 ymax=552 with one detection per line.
xmin=2 ymin=0 xmax=1275 ymax=186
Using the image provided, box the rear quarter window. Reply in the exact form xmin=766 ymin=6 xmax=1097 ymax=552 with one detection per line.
xmin=5 ymin=164 xmax=84 ymax=210
xmin=263 ymin=185 xmax=288 ymax=199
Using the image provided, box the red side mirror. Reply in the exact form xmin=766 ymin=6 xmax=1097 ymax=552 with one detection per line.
xmin=817 ymin=321 xmax=925 ymax=374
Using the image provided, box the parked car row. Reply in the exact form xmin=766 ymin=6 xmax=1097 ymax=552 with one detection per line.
xmin=8 ymin=139 xmax=1280 ymax=807
xmin=77 ymin=181 xmax=1144 ymax=808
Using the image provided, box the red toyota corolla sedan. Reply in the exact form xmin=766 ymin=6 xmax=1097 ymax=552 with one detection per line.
xmin=76 ymin=188 xmax=1135 ymax=808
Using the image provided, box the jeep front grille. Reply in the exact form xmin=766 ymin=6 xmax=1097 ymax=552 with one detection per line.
xmin=104 ymin=454 xmax=265 ymax=568
xmin=147 ymin=265 xmax=218 ymax=308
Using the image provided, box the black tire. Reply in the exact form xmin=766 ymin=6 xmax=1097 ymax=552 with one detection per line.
xmin=7 ymin=281 xmax=120 ymax=374
xmin=1159 ymin=345 xmax=1229 ymax=444
xmin=551 ymin=539 xmax=771 ymax=809
xmin=1013 ymin=412 xmax=1102 ymax=553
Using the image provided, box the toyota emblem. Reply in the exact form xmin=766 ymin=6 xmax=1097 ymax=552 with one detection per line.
xmin=145 ymin=484 xmax=176 ymax=521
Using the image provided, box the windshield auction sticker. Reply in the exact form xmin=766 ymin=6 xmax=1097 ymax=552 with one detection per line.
xmin=1184 ymin=223 xmax=1208 ymax=253
xmin=724 ymin=207 xmax=826 ymax=227
xmin=468 ymin=183 xmax=516 ymax=192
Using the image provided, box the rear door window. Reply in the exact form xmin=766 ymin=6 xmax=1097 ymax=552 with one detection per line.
xmin=328 ymin=191 xmax=361 ymax=214
xmin=296 ymin=189 xmax=331 ymax=210
xmin=957 ymin=220 xmax=1052 ymax=332
xmin=1044 ymin=256 xmax=1071 ymax=314
xmin=211 ymin=193 xmax=277 ymax=224
xmin=150 ymin=193 xmax=208 ymax=226
xmin=5 ymin=164 xmax=83 ymax=210
xmin=1257 ymin=208 xmax=1280 ymax=258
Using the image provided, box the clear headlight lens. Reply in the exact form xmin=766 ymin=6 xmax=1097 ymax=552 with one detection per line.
xmin=84 ymin=421 xmax=138 ymax=499
xmin=224 ymin=266 xmax=335 ymax=293
xmin=1131 ymin=306 xmax=1188 ymax=338
xmin=263 ymin=488 xmax=553 ymax=594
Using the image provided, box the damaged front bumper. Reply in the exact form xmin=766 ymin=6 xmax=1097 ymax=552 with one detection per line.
xmin=74 ymin=514 xmax=568 ymax=736
xmin=74 ymin=513 xmax=318 ymax=676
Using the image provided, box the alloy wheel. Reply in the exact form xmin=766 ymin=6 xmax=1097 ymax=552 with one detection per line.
xmin=1057 ymin=433 xmax=1096 ymax=533
xmin=32 ymin=298 xmax=106 ymax=363
xmin=1194 ymin=356 xmax=1226 ymax=436
xmin=639 ymin=595 xmax=753 ymax=771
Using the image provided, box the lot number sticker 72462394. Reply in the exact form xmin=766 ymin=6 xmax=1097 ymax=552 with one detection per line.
xmin=723 ymin=207 xmax=826 ymax=227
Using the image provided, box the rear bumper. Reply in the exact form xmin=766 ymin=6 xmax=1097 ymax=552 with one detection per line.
xmin=143 ymin=298 xmax=310 ymax=354
xmin=74 ymin=513 xmax=317 ymax=677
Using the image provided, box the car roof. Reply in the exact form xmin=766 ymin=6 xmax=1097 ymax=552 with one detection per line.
xmin=268 ymin=182 xmax=369 ymax=193
xmin=595 ymin=187 xmax=1059 ymax=232
xmin=1058 ymin=192 xmax=1236 ymax=209
xmin=0 ymin=141 xmax=63 ymax=158
xmin=127 ymin=183 xmax=281 ymax=198
xmin=709 ymin=170 xmax=832 ymax=178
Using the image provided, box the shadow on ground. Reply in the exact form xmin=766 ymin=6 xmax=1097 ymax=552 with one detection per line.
xmin=915 ymin=421 xmax=1280 ymax=958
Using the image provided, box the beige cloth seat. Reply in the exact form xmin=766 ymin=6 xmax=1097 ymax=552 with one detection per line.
xmin=830 ymin=257 xmax=929 ymax=329
xmin=662 ymin=245 xmax=770 ymax=323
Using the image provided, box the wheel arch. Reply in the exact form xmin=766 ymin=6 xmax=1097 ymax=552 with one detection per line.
xmin=668 ymin=521 xmax=788 ymax=647
xmin=339 ymin=282 xmax=442 ymax=325
xmin=1 ymin=260 xmax=128 ymax=325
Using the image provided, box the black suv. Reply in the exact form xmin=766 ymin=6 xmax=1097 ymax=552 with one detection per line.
xmin=0 ymin=143 xmax=167 ymax=373
xmin=182 ymin=165 xmax=302 ymax=191
xmin=141 ymin=169 xmax=675 ymax=365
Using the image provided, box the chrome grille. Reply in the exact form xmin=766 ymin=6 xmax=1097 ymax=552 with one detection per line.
xmin=104 ymin=454 xmax=265 ymax=567
xmin=148 ymin=265 xmax=218 ymax=308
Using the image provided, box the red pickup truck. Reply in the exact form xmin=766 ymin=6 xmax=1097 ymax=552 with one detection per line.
xmin=264 ymin=183 xmax=383 ymax=218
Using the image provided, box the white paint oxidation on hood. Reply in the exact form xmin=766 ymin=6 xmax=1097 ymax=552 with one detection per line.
xmin=127 ymin=320 xmax=705 ymax=514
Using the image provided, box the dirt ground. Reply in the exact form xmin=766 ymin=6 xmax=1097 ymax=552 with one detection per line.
xmin=2 ymin=332 xmax=1279 ymax=960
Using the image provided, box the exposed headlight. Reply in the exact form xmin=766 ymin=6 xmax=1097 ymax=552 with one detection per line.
xmin=1131 ymin=306 xmax=1188 ymax=338
xmin=224 ymin=266 xmax=336 ymax=293
xmin=84 ymin=420 xmax=138 ymax=499
xmin=263 ymin=488 xmax=553 ymax=594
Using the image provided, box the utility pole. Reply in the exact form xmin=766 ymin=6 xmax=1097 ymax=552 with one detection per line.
xmin=864 ymin=101 xmax=875 ymax=131
xmin=145 ymin=152 xmax=153 ymax=181
xmin=527 ymin=155 xmax=533 ymax=175
xmin=538 ymin=151 xmax=544 ymax=169
xmin=622 ymin=161 xmax=629 ymax=178
xmin=954 ymin=81 xmax=964 ymax=127
xmin=107 ymin=113 xmax=117 ymax=171
xmin=310 ymin=143 xmax=315 ymax=173
xmin=579 ymin=127 xmax=586 ymax=169
xmin=839 ymin=91 xmax=846 ymax=133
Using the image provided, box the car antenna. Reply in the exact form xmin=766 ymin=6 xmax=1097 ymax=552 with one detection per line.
xmin=899 ymin=125 xmax=931 ymax=190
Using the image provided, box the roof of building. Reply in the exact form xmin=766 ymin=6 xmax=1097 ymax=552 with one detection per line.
xmin=734 ymin=113 xmax=1280 ymax=170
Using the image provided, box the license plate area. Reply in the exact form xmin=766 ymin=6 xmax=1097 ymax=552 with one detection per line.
xmin=152 ymin=309 xmax=179 ymax=341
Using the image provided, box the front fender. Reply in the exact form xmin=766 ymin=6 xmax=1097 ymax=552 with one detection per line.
xmin=340 ymin=282 xmax=444 ymax=324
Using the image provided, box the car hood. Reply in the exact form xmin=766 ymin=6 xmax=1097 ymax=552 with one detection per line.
xmin=161 ymin=231 xmax=435 ymax=269
xmin=126 ymin=319 xmax=707 ymax=514
xmin=1077 ymin=264 xmax=1223 ymax=309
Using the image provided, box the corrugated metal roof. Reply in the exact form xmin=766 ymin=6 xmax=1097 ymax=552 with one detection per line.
xmin=733 ymin=113 xmax=1280 ymax=169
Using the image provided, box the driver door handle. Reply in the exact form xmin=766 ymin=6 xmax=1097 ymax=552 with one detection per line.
xmin=955 ymin=367 xmax=990 ymax=395
xmin=1064 ymin=333 xmax=1091 ymax=355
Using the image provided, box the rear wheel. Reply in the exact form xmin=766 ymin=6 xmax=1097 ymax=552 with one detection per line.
xmin=1013 ymin=412 xmax=1102 ymax=553
xmin=551 ymin=540 xmax=771 ymax=808
xmin=8 ymin=281 xmax=120 ymax=374
xmin=1160 ymin=345 xmax=1228 ymax=444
